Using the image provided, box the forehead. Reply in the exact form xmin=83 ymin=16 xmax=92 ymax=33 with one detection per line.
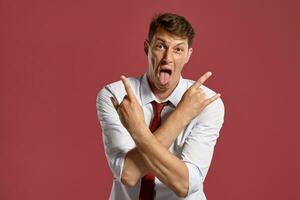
xmin=151 ymin=28 xmax=188 ymax=46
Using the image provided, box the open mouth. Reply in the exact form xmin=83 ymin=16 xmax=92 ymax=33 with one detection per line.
xmin=158 ymin=68 xmax=172 ymax=85
xmin=160 ymin=68 xmax=172 ymax=75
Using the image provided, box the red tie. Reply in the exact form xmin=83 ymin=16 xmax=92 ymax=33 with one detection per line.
xmin=139 ymin=101 xmax=167 ymax=200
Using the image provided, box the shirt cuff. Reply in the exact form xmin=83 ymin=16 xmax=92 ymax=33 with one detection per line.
xmin=184 ymin=161 xmax=203 ymax=196
xmin=110 ymin=151 xmax=128 ymax=181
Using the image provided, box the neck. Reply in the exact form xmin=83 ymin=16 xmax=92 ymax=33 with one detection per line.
xmin=153 ymin=89 xmax=171 ymax=102
xmin=146 ymin=75 xmax=178 ymax=102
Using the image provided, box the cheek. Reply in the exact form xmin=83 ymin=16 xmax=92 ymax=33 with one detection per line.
xmin=148 ymin=54 xmax=155 ymax=66
xmin=174 ymin=58 xmax=185 ymax=71
xmin=151 ymin=56 xmax=160 ymax=69
xmin=148 ymin=56 xmax=157 ymax=73
xmin=152 ymin=50 xmax=163 ymax=61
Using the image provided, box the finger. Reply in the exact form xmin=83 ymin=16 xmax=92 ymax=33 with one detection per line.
xmin=110 ymin=96 xmax=119 ymax=110
xmin=120 ymin=75 xmax=134 ymax=99
xmin=193 ymin=71 xmax=212 ymax=88
xmin=203 ymin=93 xmax=221 ymax=107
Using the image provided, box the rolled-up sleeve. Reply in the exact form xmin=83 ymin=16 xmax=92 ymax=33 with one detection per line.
xmin=181 ymin=97 xmax=225 ymax=196
xmin=96 ymin=86 xmax=135 ymax=181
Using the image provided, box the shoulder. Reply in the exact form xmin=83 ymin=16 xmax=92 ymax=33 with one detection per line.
xmin=96 ymin=76 xmax=141 ymax=103
xmin=182 ymin=78 xmax=219 ymax=98
xmin=183 ymin=77 xmax=225 ymax=121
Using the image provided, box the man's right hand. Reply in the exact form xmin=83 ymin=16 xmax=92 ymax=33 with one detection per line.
xmin=176 ymin=72 xmax=221 ymax=125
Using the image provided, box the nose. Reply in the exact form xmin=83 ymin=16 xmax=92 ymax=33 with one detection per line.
xmin=161 ymin=48 xmax=173 ymax=64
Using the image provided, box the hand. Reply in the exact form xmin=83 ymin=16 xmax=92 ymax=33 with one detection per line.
xmin=111 ymin=75 xmax=147 ymax=134
xmin=176 ymin=72 xmax=221 ymax=124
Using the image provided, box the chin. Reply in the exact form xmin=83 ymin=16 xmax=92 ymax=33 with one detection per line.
xmin=156 ymin=81 xmax=172 ymax=90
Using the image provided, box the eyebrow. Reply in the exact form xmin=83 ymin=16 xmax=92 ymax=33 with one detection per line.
xmin=156 ymin=38 xmax=186 ymax=46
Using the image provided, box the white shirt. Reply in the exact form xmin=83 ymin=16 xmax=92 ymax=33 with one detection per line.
xmin=96 ymin=73 xmax=225 ymax=200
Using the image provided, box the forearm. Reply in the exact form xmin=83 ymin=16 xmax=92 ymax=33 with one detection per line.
xmin=132 ymin=127 xmax=189 ymax=197
xmin=155 ymin=108 xmax=190 ymax=147
xmin=121 ymin=109 xmax=189 ymax=186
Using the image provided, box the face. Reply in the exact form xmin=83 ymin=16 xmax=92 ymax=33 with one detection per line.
xmin=144 ymin=28 xmax=193 ymax=96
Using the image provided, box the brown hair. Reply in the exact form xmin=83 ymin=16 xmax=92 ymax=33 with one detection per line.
xmin=148 ymin=13 xmax=195 ymax=47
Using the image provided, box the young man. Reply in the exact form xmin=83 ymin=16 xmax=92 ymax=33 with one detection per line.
xmin=96 ymin=13 xmax=225 ymax=200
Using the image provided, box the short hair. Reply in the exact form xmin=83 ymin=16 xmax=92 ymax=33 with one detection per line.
xmin=148 ymin=13 xmax=195 ymax=47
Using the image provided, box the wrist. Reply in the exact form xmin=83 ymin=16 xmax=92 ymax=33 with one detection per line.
xmin=172 ymin=108 xmax=191 ymax=128
xmin=130 ymin=124 xmax=150 ymax=141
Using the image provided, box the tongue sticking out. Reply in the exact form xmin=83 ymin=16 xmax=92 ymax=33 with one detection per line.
xmin=158 ymin=71 xmax=171 ymax=85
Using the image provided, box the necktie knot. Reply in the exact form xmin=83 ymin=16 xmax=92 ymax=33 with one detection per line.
xmin=151 ymin=101 xmax=167 ymax=116
xmin=149 ymin=101 xmax=167 ymax=134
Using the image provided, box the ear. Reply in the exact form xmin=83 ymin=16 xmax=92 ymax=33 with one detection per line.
xmin=144 ymin=40 xmax=150 ymax=55
xmin=184 ymin=48 xmax=193 ymax=64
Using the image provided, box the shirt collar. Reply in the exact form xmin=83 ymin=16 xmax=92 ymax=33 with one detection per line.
xmin=140 ymin=73 xmax=186 ymax=107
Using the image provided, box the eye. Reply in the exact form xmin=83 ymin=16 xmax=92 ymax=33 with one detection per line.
xmin=175 ymin=47 xmax=184 ymax=53
xmin=155 ymin=43 xmax=165 ymax=50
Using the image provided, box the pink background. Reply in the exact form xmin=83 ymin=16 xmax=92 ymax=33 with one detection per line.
xmin=1 ymin=0 xmax=300 ymax=199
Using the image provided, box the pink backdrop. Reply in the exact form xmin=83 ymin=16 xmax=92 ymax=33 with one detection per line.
xmin=1 ymin=0 xmax=300 ymax=199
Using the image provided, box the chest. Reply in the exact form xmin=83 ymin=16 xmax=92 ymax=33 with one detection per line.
xmin=142 ymin=104 xmax=194 ymax=157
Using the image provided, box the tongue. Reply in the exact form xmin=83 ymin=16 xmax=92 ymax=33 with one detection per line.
xmin=159 ymin=71 xmax=171 ymax=85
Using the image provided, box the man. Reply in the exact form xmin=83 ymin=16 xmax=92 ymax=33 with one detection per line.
xmin=96 ymin=13 xmax=224 ymax=200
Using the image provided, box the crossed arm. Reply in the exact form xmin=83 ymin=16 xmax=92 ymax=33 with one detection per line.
xmin=110 ymin=72 xmax=220 ymax=197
